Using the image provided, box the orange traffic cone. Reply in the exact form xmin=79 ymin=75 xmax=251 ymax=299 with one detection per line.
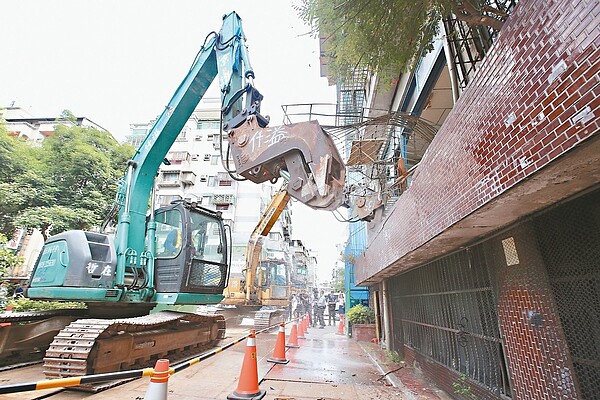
xmin=336 ymin=315 xmax=345 ymax=335
xmin=286 ymin=321 xmax=300 ymax=348
xmin=267 ymin=322 xmax=289 ymax=364
xmin=304 ymin=313 xmax=310 ymax=333
xmin=144 ymin=359 xmax=171 ymax=400
xmin=297 ymin=316 xmax=306 ymax=339
xmin=228 ymin=330 xmax=266 ymax=400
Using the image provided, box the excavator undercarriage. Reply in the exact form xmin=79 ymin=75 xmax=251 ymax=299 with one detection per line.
xmin=0 ymin=309 xmax=224 ymax=388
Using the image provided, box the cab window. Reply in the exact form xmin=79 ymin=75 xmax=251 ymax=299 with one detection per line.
xmin=156 ymin=210 xmax=183 ymax=258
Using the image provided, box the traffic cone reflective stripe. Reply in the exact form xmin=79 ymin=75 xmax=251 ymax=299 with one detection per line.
xmin=267 ymin=322 xmax=289 ymax=364
xmin=144 ymin=359 xmax=170 ymax=400
xmin=286 ymin=321 xmax=300 ymax=348
xmin=227 ymin=330 xmax=266 ymax=400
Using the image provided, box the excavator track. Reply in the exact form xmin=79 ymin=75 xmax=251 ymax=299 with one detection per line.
xmin=43 ymin=311 xmax=225 ymax=390
xmin=254 ymin=308 xmax=285 ymax=331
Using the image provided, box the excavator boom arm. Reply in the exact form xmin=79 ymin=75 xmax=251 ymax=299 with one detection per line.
xmin=245 ymin=186 xmax=291 ymax=303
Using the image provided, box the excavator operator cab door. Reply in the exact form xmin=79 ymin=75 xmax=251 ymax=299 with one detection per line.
xmin=154 ymin=201 xmax=229 ymax=301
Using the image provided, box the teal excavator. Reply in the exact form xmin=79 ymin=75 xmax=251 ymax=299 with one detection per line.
xmin=0 ymin=11 xmax=345 ymax=381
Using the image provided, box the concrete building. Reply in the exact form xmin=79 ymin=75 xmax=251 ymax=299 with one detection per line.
xmin=1 ymin=107 xmax=107 ymax=144
xmin=322 ymin=0 xmax=599 ymax=398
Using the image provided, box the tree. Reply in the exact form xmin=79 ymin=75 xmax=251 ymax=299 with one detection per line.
xmin=58 ymin=109 xmax=77 ymax=123
xmin=296 ymin=0 xmax=508 ymax=81
xmin=0 ymin=118 xmax=134 ymax=240
xmin=0 ymin=123 xmax=45 ymax=233
xmin=333 ymin=266 xmax=345 ymax=292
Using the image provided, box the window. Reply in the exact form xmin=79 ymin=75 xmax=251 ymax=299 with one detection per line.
xmin=157 ymin=194 xmax=182 ymax=206
xmin=188 ymin=211 xmax=226 ymax=288
xmin=197 ymin=120 xmax=220 ymax=130
xmin=213 ymin=194 xmax=234 ymax=204
xmin=211 ymin=155 xmax=220 ymax=165
xmin=217 ymin=172 xmax=232 ymax=186
xmin=176 ymin=127 xmax=189 ymax=141
xmin=128 ymin=135 xmax=144 ymax=147
xmin=132 ymin=128 xmax=148 ymax=136
xmin=216 ymin=204 xmax=230 ymax=211
xmin=168 ymin=151 xmax=188 ymax=164
xmin=155 ymin=210 xmax=183 ymax=258
xmin=162 ymin=172 xmax=179 ymax=182
xmin=207 ymin=176 xmax=217 ymax=187
xmin=269 ymin=232 xmax=281 ymax=240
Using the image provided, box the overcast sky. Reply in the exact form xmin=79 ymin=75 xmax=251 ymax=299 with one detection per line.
xmin=1 ymin=0 xmax=347 ymax=281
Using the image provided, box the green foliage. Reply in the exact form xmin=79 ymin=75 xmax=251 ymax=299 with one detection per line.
xmin=296 ymin=0 xmax=506 ymax=83
xmin=0 ymin=118 xmax=134 ymax=239
xmin=346 ymin=303 xmax=375 ymax=325
xmin=58 ymin=109 xmax=77 ymax=123
xmin=332 ymin=266 xmax=345 ymax=292
xmin=452 ymin=373 xmax=475 ymax=399
xmin=296 ymin=0 xmax=453 ymax=81
xmin=6 ymin=297 xmax=86 ymax=312
xmin=384 ymin=349 xmax=401 ymax=364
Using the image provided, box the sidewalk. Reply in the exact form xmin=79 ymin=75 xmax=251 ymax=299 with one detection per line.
xmin=56 ymin=321 xmax=449 ymax=399
xmin=258 ymin=323 xmax=450 ymax=400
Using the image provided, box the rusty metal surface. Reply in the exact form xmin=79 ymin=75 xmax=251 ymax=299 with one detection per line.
xmin=43 ymin=311 xmax=225 ymax=380
xmin=0 ymin=314 xmax=83 ymax=367
xmin=228 ymin=117 xmax=346 ymax=211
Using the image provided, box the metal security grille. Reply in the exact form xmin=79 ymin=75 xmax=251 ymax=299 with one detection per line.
xmin=389 ymin=247 xmax=511 ymax=396
xmin=533 ymin=190 xmax=600 ymax=399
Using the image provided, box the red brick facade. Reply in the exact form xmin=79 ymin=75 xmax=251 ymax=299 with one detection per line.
xmin=358 ymin=0 xmax=599 ymax=398
xmin=356 ymin=0 xmax=600 ymax=284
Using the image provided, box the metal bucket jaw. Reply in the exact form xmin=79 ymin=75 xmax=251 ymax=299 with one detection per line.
xmin=228 ymin=117 xmax=346 ymax=211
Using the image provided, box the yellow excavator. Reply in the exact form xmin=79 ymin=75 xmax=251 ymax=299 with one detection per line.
xmin=222 ymin=185 xmax=292 ymax=328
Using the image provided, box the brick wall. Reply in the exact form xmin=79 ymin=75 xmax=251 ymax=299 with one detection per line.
xmin=404 ymin=346 xmax=496 ymax=399
xmin=356 ymin=0 xmax=600 ymax=284
xmin=489 ymin=224 xmax=578 ymax=399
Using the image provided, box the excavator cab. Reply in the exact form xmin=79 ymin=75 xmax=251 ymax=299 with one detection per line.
xmin=153 ymin=200 xmax=228 ymax=296
xmin=28 ymin=200 xmax=228 ymax=318
xmin=256 ymin=260 xmax=289 ymax=306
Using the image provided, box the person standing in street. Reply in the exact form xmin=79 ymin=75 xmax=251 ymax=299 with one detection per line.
xmin=312 ymin=290 xmax=319 ymax=327
xmin=327 ymin=294 xmax=337 ymax=326
xmin=337 ymin=292 xmax=345 ymax=319
xmin=316 ymin=290 xmax=327 ymax=328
